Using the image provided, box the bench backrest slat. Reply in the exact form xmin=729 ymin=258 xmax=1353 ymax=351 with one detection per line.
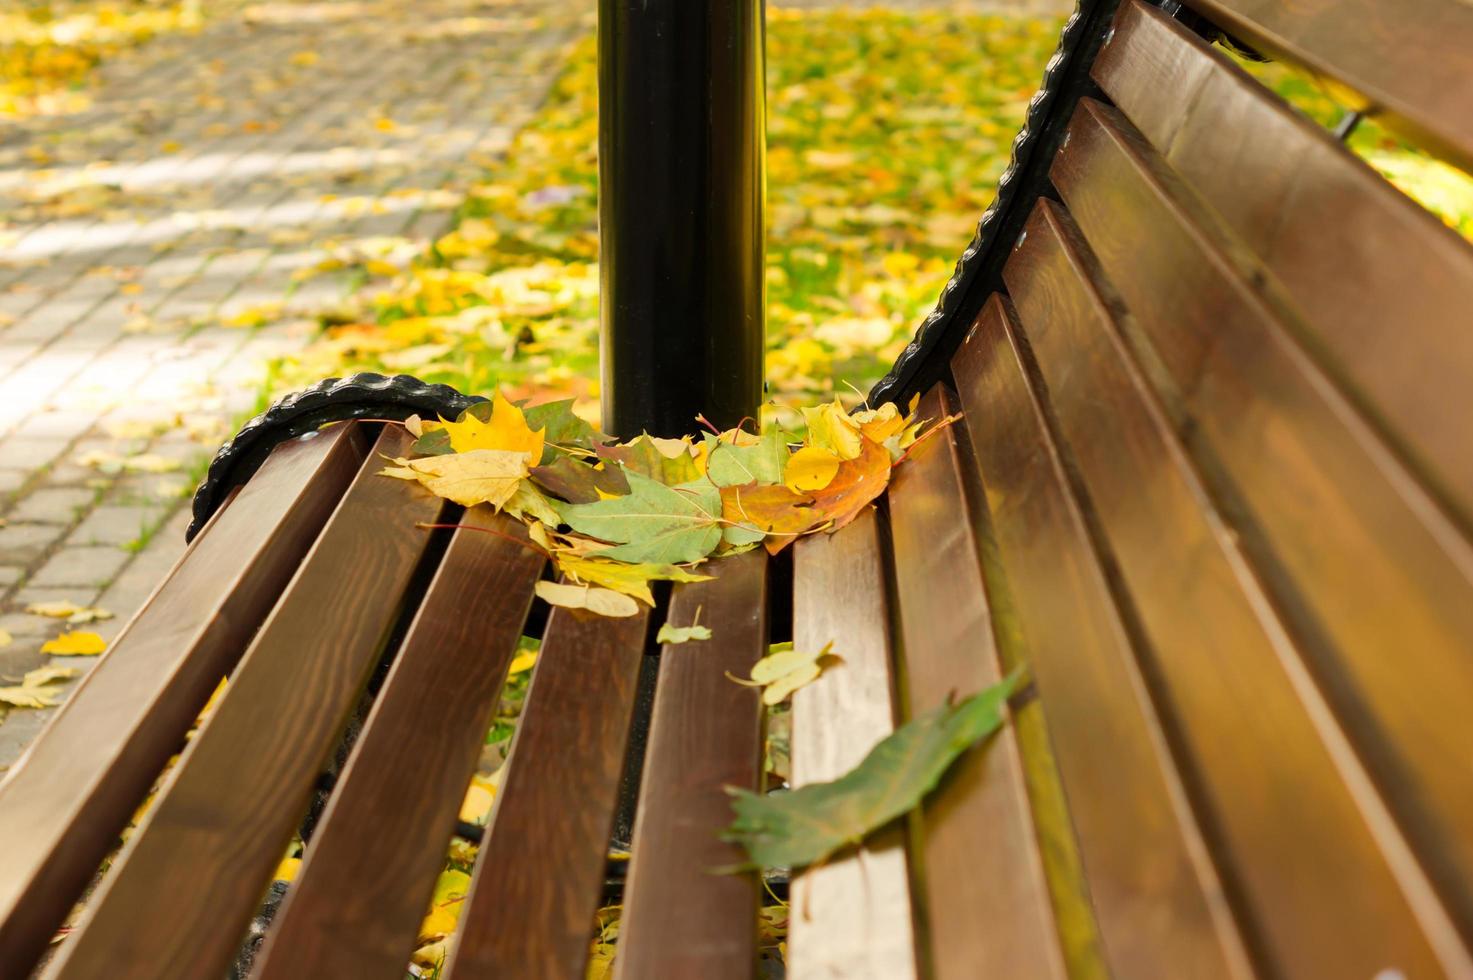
xmin=1097 ymin=0 xmax=1473 ymax=530
xmin=1004 ymin=199 xmax=1461 ymax=977
xmin=614 ymin=550 xmax=767 ymax=980
xmin=0 ymin=423 xmax=365 ymax=978
xmin=1181 ymin=0 xmax=1473 ymax=169
xmin=789 ymin=508 xmax=918 ymax=979
xmin=887 ymin=386 xmax=1072 ymax=980
xmin=252 ymin=508 xmax=544 ymax=980
xmin=951 ymin=294 xmax=1253 ymax=979
xmin=445 ymin=584 xmax=649 ymax=978
xmin=46 ymin=426 xmax=446 ymax=980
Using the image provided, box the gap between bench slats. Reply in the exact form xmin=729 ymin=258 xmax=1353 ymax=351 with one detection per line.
xmin=444 ymin=583 xmax=650 ymax=979
xmin=886 ymin=385 xmax=1074 ymax=980
xmin=250 ymin=508 xmax=543 ymax=980
xmin=788 ymin=508 xmax=917 ymax=980
xmin=950 ymin=294 xmax=1253 ymax=980
xmin=43 ymin=425 xmax=447 ymax=980
xmin=1051 ymin=95 xmax=1473 ymax=943
xmin=614 ymin=549 xmax=767 ymax=980
xmin=1005 ymin=199 xmax=1469 ymax=978
xmin=1096 ymin=0 xmax=1473 ymax=534
xmin=1178 ymin=0 xmax=1473 ymax=170
xmin=0 ymin=424 xmax=365 ymax=978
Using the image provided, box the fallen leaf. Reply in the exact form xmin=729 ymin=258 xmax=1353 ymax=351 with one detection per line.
xmin=0 ymin=666 xmax=80 ymax=709
xmin=274 ymin=857 xmax=302 ymax=883
xmin=442 ymin=390 xmax=544 ymax=462
xmin=807 ymin=435 xmax=892 ymax=533
xmin=554 ymin=553 xmax=710 ymax=606
xmin=0 ymin=629 xmax=10 ymax=649
xmin=559 ymin=471 xmax=723 ymax=565
xmin=719 ymin=483 xmax=822 ymax=553
xmin=534 ymin=580 xmax=640 ymax=618
xmin=802 ymin=399 xmax=862 ymax=460
xmin=728 ymin=641 xmax=839 ymax=705
xmin=459 ymin=773 xmax=498 ymax=824
xmin=705 ymin=427 xmax=788 ymax=488
xmin=418 ymin=869 xmax=471 ymax=942
xmin=596 ymin=435 xmax=701 ymax=486
xmin=508 ymin=650 xmax=537 ymax=675
xmin=784 ymin=445 xmax=841 ymax=492
xmin=721 ymin=669 xmax=1023 ymax=871
xmin=26 ymin=600 xmax=84 ymax=618
xmin=381 ymin=449 xmax=528 ymax=508
xmin=657 ymin=613 xmax=713 ymax=645
xmin=41 ymin=631 xmax=107 ymax=656
xmin=530 ymin=455 xmax=629 ymax=504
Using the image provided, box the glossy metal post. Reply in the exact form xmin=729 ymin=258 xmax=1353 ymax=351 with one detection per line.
xmin=598 ymin=0 xmax=766 ymax=438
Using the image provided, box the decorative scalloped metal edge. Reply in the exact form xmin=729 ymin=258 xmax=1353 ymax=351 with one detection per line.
xmin=187 ymin=373 xmax=485 ymax=541
xmin=868 ymin=0 xmax=1121 ymax=407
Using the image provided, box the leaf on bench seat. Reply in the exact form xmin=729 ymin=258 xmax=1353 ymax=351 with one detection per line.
xmin=558 ymin=470 xmax=723 ymax=564
xmin=720 ymin=668 xmax=1023 ymax=871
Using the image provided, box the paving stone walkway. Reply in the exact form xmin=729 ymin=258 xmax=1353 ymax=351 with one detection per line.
xmin=0 ymin=0 xmax=588 ymax=768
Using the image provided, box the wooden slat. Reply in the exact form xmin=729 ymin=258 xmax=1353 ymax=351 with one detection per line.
xmin=45 ymin=426 xmax=446 ymax=980
xmin=1180 ymin=0 xmax=1473 ymax=169
xmin=788 ymin=509 xmax=917 ymax=980
xmin=886 ymin=385 xmax=1068 ymax=980
xmin=613 ymin=549 xmax=767 ymax=980
xmin=1095 ymin=0 xmax=1473 ymax=529
xmin=1052 ymin=95 xmax=1473 ymax=941
xmin=950 ymin=293 xmax=1253 ymax=980
xmin=445 ymin=587 xmax=650 ymax=979
xmin=0 ymin=424 xmax=366 ymax=977
xmin=251 ymin=509 xmax=543 ymax=980
xmin=1004 ymin=198 xmax=1467 ymax=978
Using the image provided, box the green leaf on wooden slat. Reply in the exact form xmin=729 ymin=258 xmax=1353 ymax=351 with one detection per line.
xmin=705 ymin=427 xmax=790 ymax=488
xmin=557 ymin=470 xmax=722 ymax=565
xmin=720 ymin=668 xmax=1023 ymax=871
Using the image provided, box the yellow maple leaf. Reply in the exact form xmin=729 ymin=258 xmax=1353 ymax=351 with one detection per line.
xmin=729 ymin=641 xmax=840 ymax=705
xmin=852 ymin=401 xmax=908 ymax=443
xmin=801 ymin=399 xmax=862 ymax=460
xmin=41 ymin=631 xmax=107 ymax=656
xmin=784 ymin=445 xmax=841 ymax=492
xmin=381 ymin=450 xmax=528 ymax=508
xmin=442 ymin=391 xmax=545 ymax=462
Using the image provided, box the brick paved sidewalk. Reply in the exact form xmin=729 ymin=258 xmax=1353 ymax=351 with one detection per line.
xmin=0 ymin=0 xmax=588 ymax=768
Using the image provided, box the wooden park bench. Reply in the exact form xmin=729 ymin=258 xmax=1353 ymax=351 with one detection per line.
xmin=5 ymin=0 xmax=1473 ymax=977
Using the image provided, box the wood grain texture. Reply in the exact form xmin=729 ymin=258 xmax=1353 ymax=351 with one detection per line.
xmin=950 ymin=294 xmax=1252 ymax=980
xmin=445 ymin=588 xmax=651 ymax=980
xmin=787 ymin=509 xmax=917 ymax=980
xmin=1179 ymin=0 xmax=1473 ymax=169
xmin=0 ymin=424 xmax=365 ymax=978
xmin=1005 ymin=198 xmax=1467 ymax=978
xmin=251 ymin=509 xmax=544 ymax=980
xmin=1096 ymin=0 xmax=1473 ymax=532
xmin=44 ymin=426 xmax=446 ymax=980
xmin=1052 ymin=95 xmax=1473 ymax=944
xmin=614 ymin=549 xmax=767 ymax=980
xmin=887 ymin=384 xmax=1067 ymax=980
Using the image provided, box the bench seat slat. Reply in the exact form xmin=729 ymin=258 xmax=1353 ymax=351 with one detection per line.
xmin=950 ymin=294 xmax=1252 ymax=979
xmin=887 ymin=385 xmax=1069 ymax=980
xmin=1051 ymin=95 xmax=1473 ymax=938
xmin=788 ymin=509 xmax=918 ymax=980
xmin=614 ymin=549 xmax=767 ymax=980
xmin=0 ymin=424 xmax=365 ymax=977
xmin=1005 ymin=199 xmax=1464 ymax=978
xmin=251 ymin=508 xmax=543 ymax=980
xmin=45 ymin=426 xmax=446 ymax=980
xmin=1096 ymin=0 xmax=1473 ymax=531
xmin=445 ymin=587 xmax=650 ymax=978
xmin=1179 ymin=0 xmax=1473 ymax=169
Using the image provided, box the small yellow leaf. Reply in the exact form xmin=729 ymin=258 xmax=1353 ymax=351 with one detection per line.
xmin=802 ymin=399 xmax=862 ymax=460
xmin=386 ymin=450 xmax=528 ymax=508
xmin=730 ymin=641 xmax=839 ymax=705
xmin=459 ymin=774 xmax=498 ymax=824
xmin=508 ymin=650 xmax=537 ymax=675
xmin=535 ymin=581 xmax=640 ymax=618
xmin=0 ymin=629 xmax=10 ymax=649
xmin=41 ymin=631 xmax=107 ymax=656
xmin=26 ymin=601 xmax=83 ymax=618
xmin=784 ymin=445 xmax=841 ymax=492
xmin=274 ymin=857 xmax=302 ymax=883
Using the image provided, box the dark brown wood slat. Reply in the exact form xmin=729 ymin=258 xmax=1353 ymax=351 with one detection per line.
xmin=613 ymin=549 xmax=767 ymax=980
xmin=44 ymin=426 xmax=447 ymax=980
xmin=1004 ymin=198 xmax=1468 ymax=978
xmin=950 ymin=294 xmax=1253 ymax=980
xmin=788 ymin=509 xmax=917 ymax=979
xmin=445 ymin=589 xmax=650 ymax=979
xmin=251 ymin=509 xmax=543 ymax=980
xmin=0 ymin=424 xmax=366 ymax=978
xmin=1052 ymin=95 xmax=1473 ymax=941
xmin=1180 ymin=0 xmax=1473 ymax=169
xmin=1095 ymin=0 xmax=1473 ymax=529
xmin=887 ymin=386 xmax=1068 ymax=980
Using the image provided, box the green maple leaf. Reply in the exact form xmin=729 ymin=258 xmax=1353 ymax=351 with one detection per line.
xmin=558 ymin=470 xmax=722 ymax=564
xmin=704 ymin=427 xmax=789 ymax=488
xmin=720 ymin=668 xmax=1023 ymax=871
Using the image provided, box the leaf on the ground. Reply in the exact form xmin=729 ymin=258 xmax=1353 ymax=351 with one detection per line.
xmin=41 ymin=631 xmax=106 ymax=656
xmin=554 ymin=552 xmax=710 ymax=606
xmin=535 ymin=580 xmax=640 ymax=618
xmin=784 ymin=445 xmax=841 ymax=492
xmin=530 ymin=454 xmax=629 ymax=504
xmin=459 ymin=773 xmax=498 ymax=825
xmin=728 ymin=640 xmax=839 ymax=706
xmin=381 ymin=449 xmax=527 ymax=508
xmin=419 ymin=868 xmax=472 ymax=943
xmin=0 ymin=665 xmax=80 ymax=709
xmin=273 ymin=857 xmax=302 ymax=883
xmin=442 ymin=390 xmax=544 ymax=462
xmin=66 ymin=607 xmax=113 ymax=625
xmin=25 ymin=600 xmax=84 ymax=618
xmin=508 ymin=649 xmax=537 ymax=675
xmin=0 ymin=629 xmax=10 ymax=649
xmin=596 ymin=435 xmax=701 ymax=486
xmin=559 ymin=471 xmax=722 ymax=565
xmin=721 ymin=669 xmax=1023 ymax=871
xmin=705 ymin=427 xmax=789 ymax=488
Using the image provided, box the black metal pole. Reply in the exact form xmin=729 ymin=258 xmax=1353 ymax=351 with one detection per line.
xmin=598 ymin=0 xmax=766 ymax=438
